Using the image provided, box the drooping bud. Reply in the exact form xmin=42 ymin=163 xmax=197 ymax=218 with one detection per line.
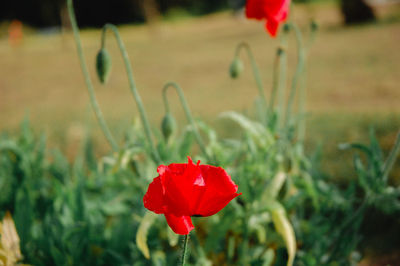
xmin=282 ymin=23 xmax=291 ymax=34
xmin=277 ymin=46 xmax=285 ymax=56
xmin=161 ymin=112 xmax=177 ymax=141
xmin=96 ymin=48 xmax=112 ymax=84
xmin=310 ymin=20 xmax=319 ymax=32
xmin=229 ymin=57 xmax=243 ymax=79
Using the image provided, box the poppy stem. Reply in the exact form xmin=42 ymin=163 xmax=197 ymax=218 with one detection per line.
xmin=268 ymin=48 xmax=281 ymax=112
xmin=298 ymin=21 xmax=318 ymax=143
xmin=100 ymin=24 xmax=161 ymax=164
xmin=233 ymin=42 xmax=267 ymax=107
xmin=284 ymin=23 xmax=305 ymax=130
xmin=162 ymin=82 xmax=212 ymax=162
xmin=66 ymin=0 xmax=119 ymax=152
xmin=276 ymin=30 xmax=288 ymax=130
xmin=180 ymin=234 xmax=189 ymax=266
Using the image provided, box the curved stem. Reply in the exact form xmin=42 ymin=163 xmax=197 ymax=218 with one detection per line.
xmin=101 ymin=24 xmax=161 ymax=164
xmin=162 ymin=82 xmax=211 ymax=162
xmin=234 ymin=42 xmax=267 ymax=105
xmin=180 ymin=234 xmax=189 ymax=266
xmin=285 ymin=23 xmax=305 ymax=128
xmin=67 ymin=0 xmax=119 ymax=151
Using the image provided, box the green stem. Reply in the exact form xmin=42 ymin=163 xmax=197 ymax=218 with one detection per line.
xmin=382 ymin=132 xmax=400 ymax=182
xmin=234 ymin=42 xmax=267 ymax=105
xmin=285 ymin=23 xmax=305 ymax=128
xmin=268 ymin=50 xmax=281 ymax=112
xmin=67 ymin=0 xmax=119 ymax=151
xmin=240 ymin=208 xmax=249 ymax=265
xmin=276 ymin=34 xmax=288 ymax=130
xmin=298 ymin=22 xmax=318 ymax=143
xmin=180 ymin=234 xmax=189 ymax=266
xmin=101 ymin=24 xmax=161 ymax=164
xmin=162 ymin=82 xmax=211 ymax=162
xmin=297 ymin=69 xmax=307 ymax=143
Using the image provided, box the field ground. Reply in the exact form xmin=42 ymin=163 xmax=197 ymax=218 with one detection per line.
xmin=0 ymin=2 xmax=399 ymax=183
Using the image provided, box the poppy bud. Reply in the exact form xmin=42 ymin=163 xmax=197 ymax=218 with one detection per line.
xmin=310 ymin=20 xmax=318 ymax=32
xmin=96 ymin=48 xmax=112 ymax=84
xmin=277 ymin=46 xmax=285 ymax=56
xmin=229 ymin=57 xmax=243 ymax=79
xmin=161 ymin=112 xmax=176 ymax=141
xmin=283 ymin=23 xmax=291 ymax=33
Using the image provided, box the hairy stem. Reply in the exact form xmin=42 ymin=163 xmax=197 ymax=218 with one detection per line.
xmin=285 ymin=23 xmax=305 ymax=128
xmin=180 ymin=234 xmax=189 ymax=266
xmin=101 ymin=24 xmax=161 ymax=163
xmin=234 ymin=42 xmax=267 ymax=105
xmin=162 ymin=82 xmax=211 ymax=162
xmin=67 ymin=0 xmax=118 ymax=151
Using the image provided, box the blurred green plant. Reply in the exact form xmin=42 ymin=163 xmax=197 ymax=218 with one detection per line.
xmin=0 ymin=1 xmax=399 ymax=266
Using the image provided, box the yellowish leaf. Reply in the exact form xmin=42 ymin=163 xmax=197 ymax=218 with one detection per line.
xmin=136 ymin=211 xmax=157 ymax=259
xmin=270 ymin=202 xmax=296 ymax=266
xmin=0 ymin=211 xmax=22 ymax=266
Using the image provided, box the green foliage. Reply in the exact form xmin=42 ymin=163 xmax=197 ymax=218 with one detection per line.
xmin=1 ymin=10 xmax=400 ymax=266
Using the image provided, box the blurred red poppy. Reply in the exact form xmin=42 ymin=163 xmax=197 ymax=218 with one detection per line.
xmin=143 ymin=157 xmax=241 ymax=235
xmin=245 ymin=0 xmax=291 ymax=37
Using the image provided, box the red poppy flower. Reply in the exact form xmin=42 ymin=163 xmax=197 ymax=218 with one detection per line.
xmin=143 ymin=157 xmax=241 ymax=235
xmin=245 ymin=0 xmax=291 ymax=37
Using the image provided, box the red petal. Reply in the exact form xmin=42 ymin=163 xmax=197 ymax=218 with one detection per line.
xmin=164 ymin=213 xmax=194 ymax=235
xmin=263 ymin=0 xmax=290 ymax=21
xmin=245 ymin=0 xmax=267 ymax=20
xmin=143 ymin=176 xmax=165 ymax=214
xmin=266 ymin=19 xmax=279 ymax=37
xmin=194 ymin=165 xmax=241 ymax=216
xmin=160 ymin=158 xmax=206 ymax=216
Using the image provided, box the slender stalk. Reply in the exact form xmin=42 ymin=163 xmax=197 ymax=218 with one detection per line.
xmin=298 ymin=21 xmax=318 ymax=143
xmin=66 ymin=0 xmax=118 ymax=151
xmin=101 ymin=24 xmax=161 ymax=164
xmin=234 ymin=42 xmax=267 ymax=105
xmin=180 ymin=234 xmax=189 ymax=266
xmin=284 ymin=23 xmax=305 ymax=128
xmin=276 ymin=34 xmax=288 ymax=130
xmin=162 ymin=82 xmax=211 ymax=162
xmin=268 ymin=50 xmax=281 ymax=111
xmin=382 ymin=132 xmax=400 ymax=182
xmin=240 ymin=208 xmax=249 ymax=265
xmin=297 ymin=69 xmax=307 ymax=143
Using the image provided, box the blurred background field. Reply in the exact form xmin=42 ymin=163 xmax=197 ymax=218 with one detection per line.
xmin=0 ymin=1 xmax=399 ymax=182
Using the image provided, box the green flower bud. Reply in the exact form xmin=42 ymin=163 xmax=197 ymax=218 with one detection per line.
xmin=96 ymin=48 xmax=112 ymax=84
xmin=310 ymin=20 xmax=319 ymax=32
xmin=161 ymin=112 xmax=177 ymax=141
xmin=283 ymin=23 xmax=291 ymax=33
xmin=229 ymin=57 xmax=243 ymax=79
xmin=277 ymin=46 xmax=285 ymax=56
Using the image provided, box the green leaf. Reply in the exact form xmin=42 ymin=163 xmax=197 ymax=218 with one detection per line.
xmin=269 ymin=201 xmax=296 ymax=266
xmin=382 ymin=132 xmax=400 ymax=183
xmin=219 ymin=111 xmax=274 ymax=148
xmin=264 ymin=171 xmax=287 ymax=200
xmin=262 ymin=248 xmax=275 ymax=266
xmin=136 ymin=211 xmax=157 ymax=259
